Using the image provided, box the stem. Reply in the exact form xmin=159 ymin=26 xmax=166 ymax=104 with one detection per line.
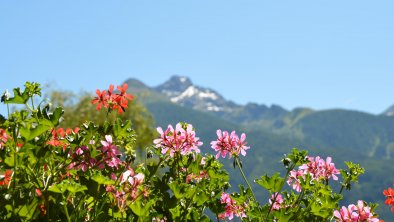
xmin=266 ymin=163 xmax=296 ymax=221
xmin=7 ymin=103 xmax=10 ymax=119
xmin=292 ymin=190 xmax=305 ymax=208
xmin=11 ymin=127 xmax=19 ymax=217
xmin=291 ymin=190 xmax=305 ymax=218
xmin=31 ymin=96 xmax=35 ymax=110
xmin=339 ymin=172 xmax=352 ymax=194
xmin=235 ymin=157 xmax=257 ymax=202
xmin=93 ymin=184 xmax=101 ymax=220
xmin=63 ymin=199 xmax=71 ymax=222
xmin=175 ymin=153 xmax=181 ymax=181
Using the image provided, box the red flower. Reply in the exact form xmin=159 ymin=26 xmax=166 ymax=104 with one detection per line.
xmin=36 ymin=188 xmax=42 ymax=198
xmin=39 ymin=204 xmax=47 ymax=216
xmin=91 ymin=84 xmax=134 ymax=114
xmin=383 ymin=186 xmax=394 ymax=212
xmin=0 ymin=128 xmax=11 ymax=150
xmin=0 ymin=169 xmax=12 ymax=187
xmin=47 ymin=127 xmax=79 ymax=150
xmin=91 ymin=89 xmax=108 ymax=110
xmin=115 ymin=83 xmax=133 ymax=109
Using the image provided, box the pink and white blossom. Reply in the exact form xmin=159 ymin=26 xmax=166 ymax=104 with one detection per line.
xmin=287 ymin=155 xmax=340 ymax=192
xmin=154 ymin=123 xmax=203 ymax=157
xmin=210 ymin=130 xmax=250 ymax=159
xmin=268 ymin=193 xmax=284 ymax=211
xmin=218 ymin=192 xmax=247 ymax=220
xmin=333 ymin=200 xmax=380 ymax=222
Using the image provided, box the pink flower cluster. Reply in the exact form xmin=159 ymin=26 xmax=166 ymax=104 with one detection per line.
xmin=100 ymin=135 xmax=122 ymax=169
xmin=68 ymin=145 xmax=97 ymax=172
xmin=68 ymin=135 xmax=122 ymax=172
xmin=268 ymin=193 xmax=284 ymax=211
xmin=153 ymin=123 xmax=202 ymax=157
xmin=210 ymin=130 xmax=250 ymax=159
xmin=106 ymin=169 xmax=145 ymax=209
xmin=333 ymin=200 xmax=380 ymax=222
xmin=287 ymin=156 xmax=340 ymax=192
xmin=218 ymin=192 xmax=247 ymax=221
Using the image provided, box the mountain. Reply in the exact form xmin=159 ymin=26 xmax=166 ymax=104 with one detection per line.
xmin=154 ymin=75 xmax=239 ymax=113
xmin=383 ymin=104 xmax=394 ymax=116
xmin=124 ymin=75 xmax=394 ymax=219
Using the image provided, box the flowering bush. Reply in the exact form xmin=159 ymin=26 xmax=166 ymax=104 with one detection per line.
xmin=0 ymin=82 xmax=387 ymax=221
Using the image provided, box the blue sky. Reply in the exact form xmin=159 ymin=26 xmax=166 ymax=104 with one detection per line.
xmin=0 ymin=1 xmax=393 ymax=116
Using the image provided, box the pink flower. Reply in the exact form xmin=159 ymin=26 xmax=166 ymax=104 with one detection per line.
xmin=210 ymin=130 xmax=250 ymax=159
xmin=333 ymin=204 xmax=357 ymax=222
xmin=287 ymin=170 xmax=304 ymax=192
xmin=120 ymin=169 xmax=144 ymax=187
xmin=333 ymin=201 xmax=380 ymax=222
xmin=287 ymin=155 xmax=340 ymax=192
xmin=268 ymin=193 xmax=284 ymax=211
xmin=153 ymin=123 xmax=203 ymax=157
xmin=300 ymin=156 xmax=340 ymax=181
xmin=68 ymin=146 xmax=95 ymax=172
xmin=324 ymin=157 xmax=340 ymax=180
xmin=218 ymin=192 xmax=247 ymax=220
xmin=101 ymin=135 xmax=122 ymax=169
xmin=110 ymin=172 xmax=117 ymax=180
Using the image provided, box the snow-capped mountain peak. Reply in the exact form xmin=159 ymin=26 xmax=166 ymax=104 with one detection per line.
xmin=154 ymin=76 xmax=233 ymax=112
xmin=170 ymin=86 xmax=219 ymax=103
xmin=155 ymin=75 xmax=192 ymax=97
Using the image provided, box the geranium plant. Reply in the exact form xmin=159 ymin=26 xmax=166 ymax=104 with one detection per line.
xmin=0 ymin=82 xmax=385 ymax=221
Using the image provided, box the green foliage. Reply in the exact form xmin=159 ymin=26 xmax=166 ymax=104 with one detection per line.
xmin=256 ymin=173 xmax=284 ymax=193
xmin=0 ymin=82 xmax=385 ymax=221
xmin=49 ymin=90 xmax=156 ymax=150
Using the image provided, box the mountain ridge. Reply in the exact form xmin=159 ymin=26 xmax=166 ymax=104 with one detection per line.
xmin=123 ymin=75 xmax=394 ymax=219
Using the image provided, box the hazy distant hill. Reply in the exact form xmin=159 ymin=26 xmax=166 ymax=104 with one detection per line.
xmin=124 ymin=75 xmax=394 ymax=219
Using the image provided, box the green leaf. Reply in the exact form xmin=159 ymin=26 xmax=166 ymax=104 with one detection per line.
xmin=27 ymin=123 xmax=51 ymax=140
xmin=207 ymin=169 xmax=229 ymax=181
xmin=66 ymin=183 xmax=87 ymax=193
xmin=129 ymin=200 xmax=153 ymax=217
xmin=4 ymin=156 xmax=14 ymax=167
xmin=4 ymin=88 xmax=29 ymax=104
xmin=168 ymin=182 xmax=183 ymax=199
xmin=48 ymin=180 xmax=87 ymax=194
xmin=17 ymin=199 xmax=38 ymax=219
xmin=48 ymin=183 xmax=68 ymax=194
xmin=169 ymin=205 xmax=181 ymax=219
xmin=193 ymin=192 xmax=208 ymax=206
xmin=50 ymin=107 xmax=64 ymax=126
xmin=91 ymin=173 xmax=115 ymax=185
xmin=255 ymin=172 xmax=284 ymax=192
xmin=108 ymin=208 xmax=127 ymax=219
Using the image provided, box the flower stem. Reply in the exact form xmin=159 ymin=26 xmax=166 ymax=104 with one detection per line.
xmin=265 ymin=163 xmax=295 ymax=221
xmin=6 ymin=103 xmax=10 ymax=119
xmin=235 ymin=157 xmax=257 ymax=202
xmin=63 ymin=200 xmax=71 ymax=222
xmin=339 ymin=177 xmax=350 ymax=194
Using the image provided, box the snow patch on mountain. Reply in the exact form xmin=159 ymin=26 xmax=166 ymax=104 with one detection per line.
xmin=170 ymin=86 xmax=219 ymax=103
xmin=198 ymin=90 xmax=218 ymax=100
